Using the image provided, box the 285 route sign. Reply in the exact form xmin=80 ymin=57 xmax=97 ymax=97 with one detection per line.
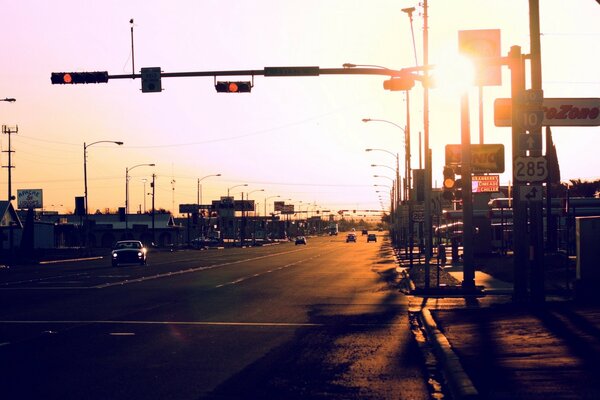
xmin=514 ymin=156 xmax=547 ymax=182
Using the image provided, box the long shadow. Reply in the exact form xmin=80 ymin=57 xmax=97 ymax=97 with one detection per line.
xmin=534 ymin=304 xmax=600 ymax=374
xmin=432 ymin=303 xmax=520 ymax=398
xmin=202 ymin=291 xmax=415 ymax=399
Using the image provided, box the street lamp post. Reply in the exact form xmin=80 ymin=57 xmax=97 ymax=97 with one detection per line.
xmin=84 ymin=141 xmax=123 ymax=217
xmin=366 ymin=147 xmax=402 ymax=246
xmin=226 ymin=184 xmax=248 ymax=244
xmin=126 ymin=163 xmax=155 ymax=233
xmin=196 ymin=174 xmax=221 ymax=239
xmin=197 ymin=173 xmax=221 ymax=205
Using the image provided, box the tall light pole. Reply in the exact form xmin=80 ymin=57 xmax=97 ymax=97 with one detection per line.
xmin=363 ymin=120 xmax=408 ymax=201
xmin=126 ymin=163 xmax=155 ymax=232
xmin=264 ymin=195 xmax=280 ymax=217
xmin=247 ymin=189 xmax=264 ymax=215
xmin=84 ymin=140 xmax=123 ymax=216
xmin=198 ymin=173 xmax=221 ymax=205
xmin=227 ymin=183 xmax=248 ymax=197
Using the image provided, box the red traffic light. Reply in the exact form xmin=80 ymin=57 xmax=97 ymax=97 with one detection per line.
xmin=383 ymin=76 xmax=415 ymax=91
xmin=215 ymin=81 xmax=252 ymax=93
xmin=51 ymin=71 xmax=109 ymax=85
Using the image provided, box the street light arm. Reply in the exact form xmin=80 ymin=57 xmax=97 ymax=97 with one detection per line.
xmin=362 ymin=118 xmax=406 ymax=133
xmin=85 ymin=140 xmax=124 ymax=150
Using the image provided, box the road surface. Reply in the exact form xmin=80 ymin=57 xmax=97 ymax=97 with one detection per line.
xmin=0 ymin=234 xmax=428 ymax=399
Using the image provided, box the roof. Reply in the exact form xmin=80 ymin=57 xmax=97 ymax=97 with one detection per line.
xmin=0 ymin=201 xmax=23 ymax=228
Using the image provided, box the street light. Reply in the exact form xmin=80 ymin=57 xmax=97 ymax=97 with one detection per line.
xmin=84 ymin=141 xmax=123 ymax=216
xmin=197 ymin=173 xmax=221 ymax=205
xmin=247 ymin=189 xmax=264 ymax=216
xmin=264 ymin=195 xmax=280 ymax=217
xmin=227 ymin=183 xmax=248 ymax=197
xmin=126 ymin=163 xmax=155 ymax=232
xmin=1 ymin=98 xmax=16 ymax=103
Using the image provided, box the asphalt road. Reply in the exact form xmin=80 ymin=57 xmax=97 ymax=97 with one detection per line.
xmin=0 ymin=234 xmax=429 ymax=400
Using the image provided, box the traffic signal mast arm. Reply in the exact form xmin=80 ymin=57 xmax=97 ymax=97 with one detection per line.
xmin=52 ymin=65 xmax=430 ymax=84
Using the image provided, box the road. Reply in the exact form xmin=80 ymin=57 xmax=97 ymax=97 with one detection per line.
xmin=0 ymin=234 xmax=429 ymax=400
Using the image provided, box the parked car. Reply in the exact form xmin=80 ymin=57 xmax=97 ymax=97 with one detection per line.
xmin=367 ymin=233 xmax=377 ymax=243
xmin=346 ymin=233 xmax=357 ymax=243
xmin=111 ymin=240 xmax=147 ymax=267
xmin=295 ymin=236 xmax=307 ymax=245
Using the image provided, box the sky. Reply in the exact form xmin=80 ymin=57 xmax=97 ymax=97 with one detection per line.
xmin=1 ymin=0 xmax=599 ymax=216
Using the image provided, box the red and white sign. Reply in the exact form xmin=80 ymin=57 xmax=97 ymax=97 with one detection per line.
xmin=472 ymin=175 xmax=500 ymax=193
xmin=494 ymin=98 xmax=600 ymax=127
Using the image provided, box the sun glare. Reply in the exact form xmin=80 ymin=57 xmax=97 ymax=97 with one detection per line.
xmin=431 ymin=53 xmax=476 ymax=97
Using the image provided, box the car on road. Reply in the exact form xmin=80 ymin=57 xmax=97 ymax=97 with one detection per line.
xmin=367 ymin=233 xmax=377 ymax=242
xmin=361 ymin=229 xmax=368 ymax=236
xmin=346 ymin=233 xmax=357 ymax=243
xmin=295 ymin=236 xmax=307 ymax=245
xmin=111 ymin=240 xmax=148 ymax=267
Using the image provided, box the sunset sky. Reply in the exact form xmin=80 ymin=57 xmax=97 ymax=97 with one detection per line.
xmin=1 ymin=0 xmax=599 ymax=216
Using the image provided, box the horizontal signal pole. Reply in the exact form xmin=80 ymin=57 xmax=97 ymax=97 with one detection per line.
xmin=102 ymin=66 xmax=417 ymax=81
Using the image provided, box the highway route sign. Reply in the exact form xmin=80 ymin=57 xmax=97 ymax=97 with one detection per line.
xmin=514 ymin=156 xmax=547 ymax=182
xmin=520 ymin=185 xmax=543 ymax=202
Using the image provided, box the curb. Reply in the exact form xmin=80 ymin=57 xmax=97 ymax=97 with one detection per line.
xmin=420 ymin=307 xmax=479 ymax=400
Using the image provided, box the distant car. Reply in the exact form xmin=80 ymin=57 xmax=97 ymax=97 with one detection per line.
xmin=367 ymin=233 xmax=377 ymax=243
xmin=111 ymin=240 xmax=147 ymax=267
xmin=361 ymin=229 xmax=368 ymax=236
xmin=346 ymin=233 xmax=357 ymax=243
xmin=295 ymin=236 xmax=307 ymax=245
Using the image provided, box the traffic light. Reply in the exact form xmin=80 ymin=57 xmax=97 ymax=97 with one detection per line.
xmin=442 ymin=166 xmax=456 ymax=200
xmin=51 ymin=71 xmax=109 ymax=85
xmin=215 ymin=81 xmax=252 ymax=93
xmin=383 ymin=76 xmax=415 ymax=91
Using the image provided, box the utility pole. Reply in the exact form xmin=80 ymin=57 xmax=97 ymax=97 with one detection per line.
xmin=422 ymin=0 xmax=433 ymax=288
xmin=528 ymin=0 xmax=545 ymax=303
xmin=151 ymin=174 xmax=156 ymax=244
xmin=2 ymin=125 xmax=18 ymax=201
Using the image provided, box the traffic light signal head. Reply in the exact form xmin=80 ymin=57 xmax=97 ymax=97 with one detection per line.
xmin=51 ymin=71 xmax=109 ymax=85
xmin=442 ymin=166 xmax=456 ymax=201
xmin=215 ymin=81 xmax=252 ymax=93
xmin=383 ymin=76 xmax=415 ymax=91
xmin=443 ymin=166 xmax=456 ymax=190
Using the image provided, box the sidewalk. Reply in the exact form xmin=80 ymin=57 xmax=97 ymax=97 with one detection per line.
xmin=403 ymin=256 xmax=600 ymax=399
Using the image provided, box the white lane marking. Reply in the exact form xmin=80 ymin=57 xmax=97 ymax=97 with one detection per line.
xmin=94 ymin=248 xmax=311 ymax=289
xmin=109 ymin=332 xmax=136 ymax=336
xmin=215 ymin=253 xmax=323 ymax=288
xmin=0 ymin=342 xmax=10 ymax=347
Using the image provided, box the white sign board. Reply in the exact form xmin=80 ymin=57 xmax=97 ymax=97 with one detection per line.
xmin=17 ymin=189 xmax=43 ymax=209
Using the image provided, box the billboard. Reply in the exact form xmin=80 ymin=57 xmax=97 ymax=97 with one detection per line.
xmin=17 ymin=189 xmax=43 ymax=209
xmin=445 ymin=144 xmax=505 ymax=173
xmin=274 ymin=201 xmax=285 ymax=212
xmin=458 ymin=29 xmax=502 ymax=86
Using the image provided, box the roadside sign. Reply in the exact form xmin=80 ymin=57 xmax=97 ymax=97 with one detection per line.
xmin=514 ymin=156 xmax=547 ymax=182
xmin=520 ymin=185 xmax=543 ymax=202
xmin=472 ymin=175 xmax=500 ymax=193
xmin=17 ymin=189 xmax=43 ymax=209
xmin=518 ymin=133 xmax=542 ymax=152
xmin=518 ymin=89 xmax=543 ymax=106
xmin=445 ymin=144 xmax=505 ymax=173
xmin=521 ymin=105 xmax=544 ymax=131
xmin=494 ymin=98 xmax=600 ymax=127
